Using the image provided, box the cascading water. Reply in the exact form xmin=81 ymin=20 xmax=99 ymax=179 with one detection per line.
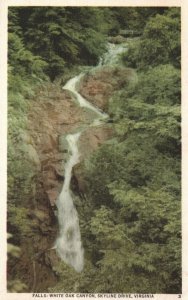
xmin=63 ymin=74 xmax=105 ymax=117
xmin=55 ymin=43 xmax=127 ymax=272
xmin=55 ymin=75 xmax=104 ymax=273
xmin=55 ymin=132 xmax=84 ymax=272
xmin=101 ymin=42 xmax=128 ymax=66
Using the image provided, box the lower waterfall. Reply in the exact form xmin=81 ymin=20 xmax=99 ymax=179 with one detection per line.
xmin=55 ymin=132 xmax=84 ymax=272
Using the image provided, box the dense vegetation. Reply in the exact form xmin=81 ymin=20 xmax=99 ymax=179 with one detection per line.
xmin=8 ymin=7 xmax=181 ymax=293
xmin=79 ymin=8 xmax=181 ymax=293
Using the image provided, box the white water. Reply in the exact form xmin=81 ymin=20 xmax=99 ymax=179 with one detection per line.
xmin=64 ymin=74 xmax=106 ymax=118
xmin=101 ymin=43 xmax=128 ymax=65
xmin=55 ymin=132 xmax=84 ymax=272
xmin=55 ymin=43 xmax=127 ymax=272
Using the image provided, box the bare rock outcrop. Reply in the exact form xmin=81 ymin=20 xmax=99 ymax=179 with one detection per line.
xmin=79 ymin=66 xmax=134 ymax=111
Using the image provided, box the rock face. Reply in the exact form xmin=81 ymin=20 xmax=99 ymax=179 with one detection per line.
xmin=79 ymin=66 xmax=134 ymax=111
xmin=28 ymin=85 xmax=88 ymax=207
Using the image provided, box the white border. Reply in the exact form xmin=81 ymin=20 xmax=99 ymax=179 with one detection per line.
xmin=1 ymin=1 xmax=187 ymax=299
xmin=5 ymin=0 xmax=183 ymax=7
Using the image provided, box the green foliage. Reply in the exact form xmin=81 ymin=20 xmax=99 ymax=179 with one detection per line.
xmin=8 ymin=205 xmax=34 ymax=237
xmin=8 ymin=7 xmax=44 ymax=251
xmin=82 ymin=14 xmax=181 ymax=291
xmin=13 ymin=7 xmax=113 ymax=80
xmin=122 ymin=8 xmax=180 ymax=69
xmin=48 ymin=260 xmax=99 ymax=293
xmin=7 ymin=234 xmax=21 ymax=258
xmin=7 ymin=234 xmax=28 ymax=292
xmin=140 ymin=12 xmax=180 ymax=68
xmin=8 ymin=31 xmax=47 ymax=79
xmin=90 ymin=206 xmax=128 ymax=249
xmin=7 ymin=279 xmax=27 ymax=293
xmin=133 ymin=64 xmax=181 ymax=105
xmin=111 ymin=7 xmax=168 ymax=31
xmin=109 ymin=64 xmax=181 ymax=150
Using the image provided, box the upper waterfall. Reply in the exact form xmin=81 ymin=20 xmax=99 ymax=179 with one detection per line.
xmin=100 ymin=43 xmax=128 ymax=65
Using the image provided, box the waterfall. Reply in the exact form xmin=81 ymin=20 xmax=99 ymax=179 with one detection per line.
xmin=63 ymin=73 xmax=106 ymax=118
xmin=55 ymin=74 xmax=104 ymax=273
xmin=55 ymin=132 xmax=84 ymax=272
xmin=101 ymin=42 xmax=128 ymax=65
xmin=55 ymin=43 xmax=127 ymax=272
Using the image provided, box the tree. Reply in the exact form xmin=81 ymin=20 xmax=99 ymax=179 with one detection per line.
xmin=110 ymin=7 xmax=167 ymax=31
xmin=15 ymin=7 xmax=112 ymax=79
xmin=122 ymin=8 xmax=180 ymax=69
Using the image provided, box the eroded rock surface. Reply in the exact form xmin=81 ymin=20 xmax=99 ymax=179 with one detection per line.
xmin=79 ymin=66 xmax=134 ymax=111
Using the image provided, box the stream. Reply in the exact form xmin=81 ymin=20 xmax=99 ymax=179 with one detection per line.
xmin=55 ymin=42 xmax=127 ymax=272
